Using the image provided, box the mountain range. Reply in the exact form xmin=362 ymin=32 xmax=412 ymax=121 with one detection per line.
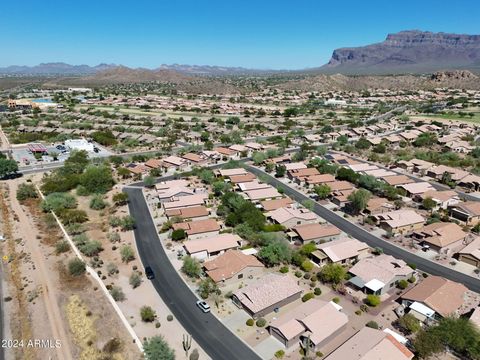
xmin=2 ymin=30 xmax=480 ymax=78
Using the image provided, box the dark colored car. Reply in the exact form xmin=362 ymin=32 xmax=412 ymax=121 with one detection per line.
xmin=145 ymin=266 xmax=155 ymax=280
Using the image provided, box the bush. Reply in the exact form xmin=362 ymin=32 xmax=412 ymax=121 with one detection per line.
xmin=355 ymin=310 xmax=362 ymax=316
xmin=256 ymin=318 xmax=266 ymax=327
xmin=76 ymin=185 xmax=89 ymax=196
xmin=365 ymin=294 xmax=381 ymax=307
xmin=246 ymin=318 xmax=254 ymax=326
xmin=407 ymin=263 xmax=417 ymax=270
xmin=78 ymin=240 xmax=102 ymax=256
xmin=68 ymin=258 xmax=86 ymax=276
xmin=301 ymin=259 xmax=314 ymax=272
xmin=16 ymin=183 xmax=38 ymax=201
xmin=295 ymin=270 xmax=303 ymax=278
xmin=181 ymin=256 xmax=201 ymax=278
xmin=397 ymin=280 xmax=409 ymax=289
xmin=189 ymin=348 xmax=199 ymax=360
xmin=171 ymin=228 xmax=187 ymax=241
xmin=302 ymin=293 xmax=315 ymax=302
xmin=129 ymin=271 xmax=142 ymax=288
xmin=112 ymin=192 xmax=129 ymax=206
xmin=41 ymin=192 xmax=77 ymax=213
xmin=274 ymin=349 xmax=285 ymax=359
xmin=166 ymin=314 xmax=173 ymax=321
xmin=366 ymin=320 xmax=379 ymax=329
xmin=397 ymin=314 xmax=421 ymax=334
xmin=89 ymin=195 xmax=107 ymax=210
xmin=110 ymin=286 xmax=126 ymax=301
xmin=314 ymin=287 xmax=322 ymax=296
xmin=408 ymin=276 xmax=416 ymax=283
xmin=58 ymin=209 xmax=88 ymax=224
xmin=55 ymin=240 xmax=70 ymax=254
xmin=303 ymin=272 xmax=311 ymax=280
xmin=120 ymin=245 xmax=135 ymax=263
xmin=106 ymin=262 xmax=118 ymax=276
xmin=332 ymin=297 xmax=340 ymax=304
xmin=279 ymin=266 xmax=289 ymax=273
xmin=107 ymin=232 xmax=121 ymax=243
xmin=120 ymin=215 xmax=135 ymax=230
xmin=143 ymin=336 xmax=174 ymax=360
xmin=140 ymin=306 xmax=156 ymax=322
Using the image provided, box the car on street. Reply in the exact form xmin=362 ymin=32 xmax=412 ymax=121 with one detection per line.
xmin=145 ymin=266 xmax=155 ymax=279
xmin=196 ymin=300 xmax=210 ymax=313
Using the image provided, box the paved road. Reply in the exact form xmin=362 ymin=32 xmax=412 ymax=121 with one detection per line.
xmin=124 ymin=187 xmax=261 ymax=360
xmin=246 ymin=165 xmax=480 ymax=293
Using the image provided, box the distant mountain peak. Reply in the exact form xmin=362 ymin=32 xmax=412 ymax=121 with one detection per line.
xmin=0 ymin=63 xmax=118 ymax=75
xmin=322 ymin=30 xmax=480 ymax=74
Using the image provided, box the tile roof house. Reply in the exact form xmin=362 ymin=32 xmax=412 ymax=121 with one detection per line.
xmin=229 ymin=173 xmax=257 ymax=184
xmin=348 ymin=254 xmax=414 ymax=295
xmin=458 ymin=236 xmax=480 ymax=268
xmin=217 ymin=168 xmax=248 ymax=178
xmin=372 ymin=210 xmax=425 ymax=234
xmin=157 ymin=186 xmax=195 ymax=202
xmin=400 ymin=276 xmax=468 ymax=321
xmin=284 ymin=162 xmax=308 ymax=171
xmin=244 ymin=187 xmax=282 ymax=202
xmin=269 ymin=299 xmax=348 ymax=350
xmin=182 ymin=152 xmax=207 ymax=164
xmin=155 ymin=179 xmax=190 ymax=191
xmin=291 ymin=223 xmax=341 ymax=244
xmin=237 ymin=180 xmax=271 ymax=192
xmin=416 ymin=190 xmax=461 ymax=209
xmin=304 ymin=174 xmax=336 ymax=187
xmin=426 ymin=165 xmax=469 ymax=182
xmin=165 ymin=205 xmax=209 ymax=220
xmin=268 ymin=206 xmax=319 ymax=229
xmin=203 ymin=250 xmax=265 ymax=284
xmin=382 ymin=175 xmax=415 ymax=186
xmin=260 ymin=198 xmax=294 ymax=211
xmin=162 ymin=155 xmax=186 ymax=167
xmin=399 ymin=182 xmax=436 ymax=197
xmin=183 ymin=233 xmax=242 ymax=260
xmin=172 ymin=218 xmax=220 ymax=239
xmin=163 ymin=193 xmax=208 ymax=210
xmin=449 ymin=201 xmax=480 ymax=226
xmin=324 ymin=327 xmax=414 ymax=360
xmin=232 ymin=274 xmax=303 ymax=318
xmin=311 ymin=237 xmax=370 ymax=266
xmin=457 ymin=173 xmax=480 ymax=191
xmin=412 ymin=222 xmax=467 ymax=254
xmin=364 ymin=196 xmax=395 ymax=215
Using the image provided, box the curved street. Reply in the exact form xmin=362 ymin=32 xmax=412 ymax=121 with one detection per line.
xmin=124 ymin=187 xmax=261 ymax=360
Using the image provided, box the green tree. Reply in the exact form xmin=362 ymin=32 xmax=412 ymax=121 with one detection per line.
xmin=182 ymin=256 xmax=201 ymax=278
xmin=0 ymin=158 xmax=19 ymax=178
xmin=252 ymin=151 xmax=267 ymax=165
xmin=120 ymin=245 xmax=135 ymax=262
xmin=171 ymin=229 xmax=187 ymax=241
xmin=348 ymin=189 xmax=371 ymax=214
xmin=68 ymin=258 xmax=86 ymax=276
xmin=143 ymin=336 xmax=175 ymax=360
xmin=275 ymin=165 xmax=286 ymax=178
xmin=365 ymin=294 xmax=381 ymax=307
xmin=422 ymin=197 xmax=436 ymax=211
xmin=79 ymin=165 xmax=115 ymax=194
xmin=198 ymin=278 xmax=219 ymax=299
xmin=257 ymin=240 xmax=291 ymax=267
xmin=355 ymin=137 xmax=371 ymax=149
xmin=314 ymin=184 xmax=331 ymax=199
xmin=16 ymin=183 xmax=38 ymax=201
xmin=140 ymin=306 xmax=157 ymax=322
xmin=397 ymin=314 xmax=421 ymax=334
xmin=143 ymin=176 xmax=155 ymax=188
xmin=319 ymin=263 xmax=346 ymax=285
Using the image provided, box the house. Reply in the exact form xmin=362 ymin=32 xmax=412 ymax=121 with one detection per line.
xmin=172 ymin=218 xmax=220 ymax=239
xmin=157 ymin=186 xmax=195 ymax=202
xmin=469 ymin=307 xmax=480 ymax=329
xmin=269 ymin=300 xmax=348 ymax=350
xmin=449 ymin=201 xmax=480 ymax=226
xmin=458 ymin=174 xmax=480 ymax=191
xmin=382 ymin=175 xmax=415 ymax=187
xmin=400 ymin=276 xmax=468 ymax=322
xmin=214 ymin=147 xmax=237 ymax=158
xmin=372 ymin=210 xmax=424 ymax=234
xmin=415 ymin=190 xmax=461 ymax=209
xmin=364 ymin=197 xmax=394 ymax=215
xmin=155 ymin=179 xmax=190 ymax=191
xmin=164 ymin=206 xmax=210 ymax=221
xmin=244 ymin=187 xmax=282 ymax=202
xmin=237 ymin=181 xmax=271 ymax=192
xmin=291 ymin=223 xmax=341 ymax=244
xmin=144 ymin=158 xmax=163 ymax=169
xmin=163 ymin=194 xmax=208 ymax=210
xmin=287 ymin=168 xmax=320 ymax=183
xmin=324 ymin=327 xmax=414 ymax=360
xmin=183 ymin=233 xmax=242 ymax=260
xmin=310 ymin=238 xmax=370 ymax=266
xmin=363 ymin=168 xmax=397 ymax=178
xmin=426 ymin=165 xmax=469 ymax=182
xmin=260 ymin=198 xmax=294 ymax=211
xmin=182 ymin=152 xmax=207 ymax=165
xmin=232 ymin=274 xmax=303 ymax=318
xmin=399 ymin=182 xmax=435 ymax=197
xmin=445 ymin=140 xmax=475 ymax=153
xmin=412 ymin=222 xmax=467 ymax=254
xmin=229 ymin=173 xmax=257 ymax=184
xmin=348 ymin=163 xmax=379 ymax=173
xmin=457 ymin=236 xmax=480 ymax=268
xmin=203 ymin=250 xmax=265 ymax=285
xmin=348 ymin=254 xmax=414 ymax=295
xmin=304 ymin=174 xmax=336 ymax=188
xmin=284 ymin=162 xmax=308 ymax=171
xmin=267 ymin=206 xmax=319 ymax=229
xmin=126 ymin=163 xmax=149 ymax=175
xmin=217 ymin=168 xmax=248 ymax=178
xmin=162 ymin=155 xmax=186 ymax=168
xmin=327 ymin=181 xmax=355 ymax=192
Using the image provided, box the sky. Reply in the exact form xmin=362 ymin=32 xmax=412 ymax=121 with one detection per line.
xmin=2 ymin=0 xmax=480 ymax=69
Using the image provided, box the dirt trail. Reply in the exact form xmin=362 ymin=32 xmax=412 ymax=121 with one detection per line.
xmin=8 ymin=180 xmax=74 ymax=360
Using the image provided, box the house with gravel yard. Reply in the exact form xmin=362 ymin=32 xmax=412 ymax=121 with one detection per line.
xmin=157 ymin=186 xmax=196 ymax=202
xmin=232 ymin=274 xmax=303 ymax=318
xmin=347 ymin=254 xmax=414 ymax=295
xmin=165 ymin=206 xmax=210 ymax=221
xmin=398 ymin=275 xmax=468 ymax=322
xmin=260 ymin=198 xmax=294 ymax=211
xmin=183 ymin=233 xmax=242 ymax=260
xmin=203 ymin=250 xmax=265 ymax=285
xmin=267 ymin=205 xmax=319 ymax=229
xmin=172 ymin=218 xmax=220 ymax=240
xmin=399 ymin=182 xmax=435 ymax=198
xmin=268 ymin=299 xmax=348 ymax=350
xmin=363 ymin=196 xmax=394 ymax=215
xmin=310 ymin=237 xmax=370 ymax=266
xmin=415 ymin=189 xmax=460 ymax=210
xmin=163 ymin=193 xmax=208 ymax=210
xmin=457 ymin=236 xmax=480 ymax=268
xmin=290 ymin=223 xmax=341 ymax=244
xmin=228 ymin=173 xmax=257 ymax=184
xmin=324 ymin=327 xmax=414 ymax=360
xmin=411 ymin=222 xmax=468 ymax=254
xmin=371 ymin=209 xmax=425 ymax=234
xmin=449 ymin=201 xmax=480 ymax=226
xmin=243 ymin=187 xmax=282 ymax=202
xmin=382 ymin=174 xmax=415 ymax=187
xmin=304 ymin=174 xmax=336 ymax=188
xmin=236 ymin=180 xmax=271 ymax=192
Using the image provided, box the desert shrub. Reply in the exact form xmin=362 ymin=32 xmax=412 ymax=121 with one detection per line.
xmin=78 ymin=240 xmax=102 ymax=256
xmin=106 ymin=262 xmax=118 ymax=276
xmin=279 ymin=266 xmax=289 ymax=273
xmin=16 ymin=183 xmax=38 ymax=201
xmin=68 ymin=258 xmax=86 ymax=276
xmin=408 ymin=276 xmax=416 ymax=283
xmin=274 ymin=350 xmax=285 ymax=358
xmin=256 ymin=318 xmax=266 ymax=327
xmin=189 ymin=348 xmax=199 ymax=360
xmin=140 ymin=306 xmax=156 ymax=322
xmin=171 ymin=228 xmax=187 ymax=241
xmin=181 ymin=256 xmax=201 ymax=278
xmin=89 ymin=194 xmax=107 ymax=210
xmin=120 ymin=215 xmax=136 ymax=230
xmin=129 ymin=271 xmax=142 ymax=288
xmin=246 ymin=319 xmax=254 ymax=326
xmin=302 ymin=292 xmax=315 ymax=302
xmin=397 ymin=280 xmax=409 ymax=289
xmin=294 ymin=270 xmax=303 ymax=278
xmin=58 ymin=209 xmax=88 ymax=224
xmin=314 ymin=287 xmax=322 ymax=295
xmin=103 ymin=338 xmax=122 ymax=353
xmin=120 ymin=245 xmax=135 ymax=262
xmin=366 ymin=321 xmax=379 ymax=329
xmin=397 ymin=314 xmax=421 ymax=334
xmin=107 ymin=232 xmax=121 ymax=243
xmin=332 ymin=297 xmax=340 ymax=304
xmin=110 ymin=286 xmax=125 ymax=301
xmin=301 ymin=260 xmax=314 ymax=272
xmin=143 ymin=336 xmax=174 ymax=360
xmin=166 ymin=314 xmax=173 ymax=321
xmin=109 ymin=216 xmax=122 ymax=227
xmin=55 ymin=240 xmax=70 ymax=254
xmin=365 ymin=294 xmax=381 ymax=307
xmin=41 ymin=192 xmax=76 ymax=212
